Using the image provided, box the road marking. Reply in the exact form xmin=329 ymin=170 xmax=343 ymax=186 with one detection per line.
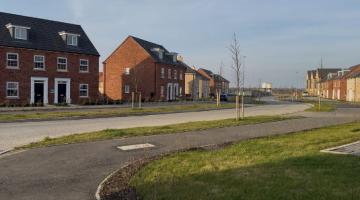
xmin=117 ymin=143 xmax=155 ymax=151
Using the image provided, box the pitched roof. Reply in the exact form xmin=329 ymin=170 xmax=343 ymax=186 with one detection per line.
xmin=198 ymin=68 xmax=229 ymax=83
xmin=180 ymin=63 xmax=210 ymax=80
xmin=130 ymin=36 xmax=178 ymax=65
xmin=316 ymin=68 xmax=341 ymax=79
xmin=0 ymin=12 xmax=99 ymax=56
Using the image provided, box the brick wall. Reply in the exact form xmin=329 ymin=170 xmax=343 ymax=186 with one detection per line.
xmin=103 ymin=37 xmax=185 ymax=102
xmin=0 ymin=46 xmax=99 ymax=105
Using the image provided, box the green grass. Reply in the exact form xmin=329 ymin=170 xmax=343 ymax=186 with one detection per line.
xmin=0 ymin=103 xmax=235 ymax=122
xmin=130 ymin=122 xmax=360 ymax=200
xmin=18 ymin=115 xmax=292 ymax=149
xmin=304 ymin=100 xmax=336 ymax=112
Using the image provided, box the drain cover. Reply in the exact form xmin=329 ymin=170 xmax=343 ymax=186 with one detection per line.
xmin=321 ymin=141 xmax=360 ymax=156
xmin=117 ymin=143 xmax=155 ymax=151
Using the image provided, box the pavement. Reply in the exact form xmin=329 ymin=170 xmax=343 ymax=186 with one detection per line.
xmin=1 ymin=103 xmax=360 ymax=200
xmin=0 ymin=102 xmax=309 ymax=151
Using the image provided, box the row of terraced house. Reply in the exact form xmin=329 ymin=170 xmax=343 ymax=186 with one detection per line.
xmin=0 ymin=12 xmax=229 ymax=106
xmin=306 ymin=64 xmax=360 ymax=102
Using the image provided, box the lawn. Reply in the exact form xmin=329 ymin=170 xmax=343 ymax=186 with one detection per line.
xmin=0 ymin=103 xmax=235 ymax=122
xmin=18 ymin=115 xmax=292 ymax=149
xmin=303 ymin=100 xmax=336 ymax=112
xmin=130 ymin=122 xmax=360 ymax=200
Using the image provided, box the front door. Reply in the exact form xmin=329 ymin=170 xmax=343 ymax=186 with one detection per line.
xmin=34 ymin=81 xmax=44 ymax=105
xmin=58 ymin=82 xmax=67 ymax=104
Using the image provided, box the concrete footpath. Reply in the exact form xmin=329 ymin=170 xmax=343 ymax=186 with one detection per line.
xmin=0 ymin=103 xmax=309 ymax=151
xmin=0 ymin=107 xmax=360 ymax=200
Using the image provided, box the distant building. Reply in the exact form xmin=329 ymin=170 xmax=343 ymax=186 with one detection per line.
xmin=181 ymin=63 xmax=210 ymax=99
xmin=197 ymin=68 xmax=229 ymax=96
xmin=261 ymin=82 xmax=272 ymax=93
xmin=103 ymin=36 xmax=186 ymax=102
xmin=306 ymin=68 xmax=341 ymax=96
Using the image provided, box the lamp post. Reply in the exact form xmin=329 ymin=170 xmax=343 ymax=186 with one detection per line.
xmin=241 ymin=56 xmax=246 ymax=119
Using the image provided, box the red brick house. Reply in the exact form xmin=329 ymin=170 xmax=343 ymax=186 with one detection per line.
xmin=333 ymin=69 xmax=350 ymax=101
xmin=0 ymin=12 xmax=100 ymax=106
xmin=103 ymin=36 xmax=186 ymax=101
xmin=197 ymin=68 xmax=229 ymax=97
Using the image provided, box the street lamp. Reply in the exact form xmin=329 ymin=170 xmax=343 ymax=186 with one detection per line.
xmin=241 ymin=56 xmax=246 ymax=119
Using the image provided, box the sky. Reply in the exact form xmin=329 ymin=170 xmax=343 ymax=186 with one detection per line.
xmin=2 ymin=0 xmax=360 ymax=88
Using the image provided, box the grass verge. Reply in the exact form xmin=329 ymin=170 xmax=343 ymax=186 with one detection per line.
xmin=304 ymin=100 xmax=336 ymax=112
xmin=130 ymin=121 xmax=360 ymax=200
xmin=18 ymin=115 xmax=292 ymax=149
xmin=0 ymin=103 xmax=235 ymax=122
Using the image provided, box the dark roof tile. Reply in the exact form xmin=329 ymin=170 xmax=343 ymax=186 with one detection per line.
xmin=0 ymin=12 xmax=99 ymax=56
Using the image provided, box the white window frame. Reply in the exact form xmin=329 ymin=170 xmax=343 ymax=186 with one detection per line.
xmin=6 ymin=81 xmax=19 ymax=98
xmin=124 ymin=85 xmax=130 ymax=94
xmin=14 ymin=27 xmax=27 ymax=40
xmin=79 ymin=84 xmax=89 ymax=98
xmin=160 ymin=68 xmax=165 ymax=79
xmin=34 ymin=55 xmax=45 ymax=70
xmin=124 ymin=67 xmax=130 ymax=75
xmin=57 ymin=57 xmax=68 ymax=71
xmin=168 ymin=69 xmax=172 ymax=79
xmin=6 ymin=53 xmax=19 ymax=69
xmin=67 ymin=34 xmax=78 ymax=46
xmin=79 ymin=59 xmax=89 ymax=73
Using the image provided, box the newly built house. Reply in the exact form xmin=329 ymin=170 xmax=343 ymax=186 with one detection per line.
xmin=103 ymin=36 xmax=186 ymax=102
xmin=0 ymin=12 xmax=100 ymax=105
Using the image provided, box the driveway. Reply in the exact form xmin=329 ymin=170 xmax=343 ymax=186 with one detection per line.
xmin=0 ymin=103 xmax=309 ymax=151
xmin=1 ymin=106 xmax=360 ymax=200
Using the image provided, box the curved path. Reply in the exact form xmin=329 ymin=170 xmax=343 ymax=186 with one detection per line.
xmin=3 ymin=103 xmax=360 ymax=200
xmin=0 ymin=102 xmax=308 ymax=151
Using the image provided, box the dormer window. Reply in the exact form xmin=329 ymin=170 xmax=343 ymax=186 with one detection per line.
xmin=6 ymin=24 xmax=30 ymax=40
xmin=59 ymin=31 xmax=80 ymax=46
xmin=166 ymin=52 xmax=178 ymax=63
xmin=151 ymin=48 xmax=164 ymax=60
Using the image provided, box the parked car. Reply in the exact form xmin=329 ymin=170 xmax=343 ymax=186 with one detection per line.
xmin=220 ymin=94 xmax=228 ymax=101
xmin=302 ymin=91 xmax=309 ymax=97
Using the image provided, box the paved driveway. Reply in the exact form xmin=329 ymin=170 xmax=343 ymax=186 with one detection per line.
xmin=0 ymin=103 xmax=309 ymax=151
xmin=1 ymin=106 xmax=360 ymax=200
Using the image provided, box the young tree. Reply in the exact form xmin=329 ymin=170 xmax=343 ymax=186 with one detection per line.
xmin=228 ymin=33 xmax=242 ymax=94
xmin=228 ymin=33 xmax=243 ymax=119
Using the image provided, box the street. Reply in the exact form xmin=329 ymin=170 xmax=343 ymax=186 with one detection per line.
xmin=0 ymin=102 xmax=309 ymax=151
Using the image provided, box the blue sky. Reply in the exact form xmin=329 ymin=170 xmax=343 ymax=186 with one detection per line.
xmin=2 ymin=0 xmax=360 ymax=88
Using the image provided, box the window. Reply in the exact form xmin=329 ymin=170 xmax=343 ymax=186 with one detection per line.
xmin=79 ymin=84 xmax=89 ymax=97
xmin=57 ymin=57 xmax=67 ymax=71
xmin=160 ymin=86 xmax=164 ymax=97
xmin=160 ymin=68 xmax=165 ymax=78
xmin=124 ymin=67 xmax=130 ymax=75
xmin=6 ymin=82 xmax=19 ymax=98
xmin=174 ymin=70 xmax=177 ymax=80
xmin=179 ymin=71 xmax=183 ymax=80
xmin=7 ymin=53 xmax=19 ymax=68
xmin=80 ymin=59 xmax=89 ymax=72
xmin=34 ymin=55 xmax=45 ymax=70
xmin=124 ymin=85 xmax=130 ymax=94
xmin=67 ymin=34 xmax=78 ymax=46
xmin=14 ymin=27 xmax=27 ymax=40
xmin=168 ymin=69 xmax=172 ymax=79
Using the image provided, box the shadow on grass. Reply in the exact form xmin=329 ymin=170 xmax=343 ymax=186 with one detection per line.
xmin=133 ymin=153 xmax=360 ymax=200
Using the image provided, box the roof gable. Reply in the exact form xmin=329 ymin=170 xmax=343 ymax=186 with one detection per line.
xmin=0 ymin=12 xmax=99 ymax=56
xmin=130 ymin=36 xmax=178 ymax=65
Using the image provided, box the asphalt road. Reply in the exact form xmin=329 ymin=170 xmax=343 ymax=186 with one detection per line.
xmin=1 ymin=106 xmax=360 ymax=200
xmin=0 ymin=103 xmax=309 ymax=151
